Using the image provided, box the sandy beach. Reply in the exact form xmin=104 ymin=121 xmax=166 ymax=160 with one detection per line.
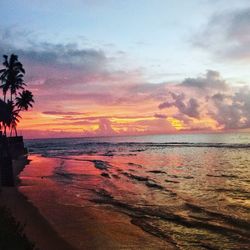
xmin=0 ymin=158 xmax=74 ymax=250
xmin=0 ymin=188 xmax=175 ymax=250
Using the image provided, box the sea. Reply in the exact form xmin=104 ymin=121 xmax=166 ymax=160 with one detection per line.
xmin=20 ymin=133 xmax=250 ymax=249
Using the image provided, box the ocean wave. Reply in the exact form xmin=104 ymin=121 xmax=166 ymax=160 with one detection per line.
xmin=26 ymin=139 xmax=250 ymax=157
xmin=91 ymin=188 xmax=250 ymax=248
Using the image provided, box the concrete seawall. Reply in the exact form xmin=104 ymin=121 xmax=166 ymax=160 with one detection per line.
xmin=0 ymin=136 xmax=27 ymax=187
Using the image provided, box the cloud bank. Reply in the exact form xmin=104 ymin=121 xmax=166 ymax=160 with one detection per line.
xmin=158 ymin=71 xmax=250 ymax=130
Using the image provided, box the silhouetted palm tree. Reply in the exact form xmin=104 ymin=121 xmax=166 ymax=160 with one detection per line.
xmin=0 ymin=54 xmax=26 ymax=102
xmin=0 ymin=54 xmax=34 ymax=137
xmin=15 ymin=90 xmax=34 ymax=111
xmin=0 ymin=99 xmax=12 ymax=135
xmin=7 ymin=101 xmax=21 ymax=137
xmin=10 ymin=90 xmax=34 ymax=136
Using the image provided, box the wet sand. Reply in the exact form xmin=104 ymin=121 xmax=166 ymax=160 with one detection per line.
xmin=0 ymin=157 xmax=176 ymax=250
xmin=0 ymin=187 xmax=74 ymax=250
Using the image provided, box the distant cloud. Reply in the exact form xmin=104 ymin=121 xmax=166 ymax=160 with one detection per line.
xmin=0 ymin=27 xmax=107 ymax=71
xmin=95 ymin=118 xmax=116 ymax=136
xmin=158 ymin=70 xmax=250 ymax=130
xmin=193 ymin=7 xmax=250 ymax=61
xmin=181 ymin=70 xmax=228 ymax=91
xmin=211 ymin=87 xmax=250 ymax=129
xmin=154 ymin=113 xmax=167 ymax=119
xmin=159 ymin=92 xmax=200 ymax=118
xmin=43 ymin=111 xmax=87 ymax=116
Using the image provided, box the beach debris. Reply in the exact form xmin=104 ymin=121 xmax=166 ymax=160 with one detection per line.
xmin=101 ymin=172 xmax=111 ymax=178
xmin=90 ymin=160 xmax=111 ymax=170
xmin=145 ymin=180 xmax=164 ymax=190
xmin=148 ymin=170 xmax=166 ymax=174
xmin=122 ymin=172 xmax=149 ymax=182
xmin=165 ymin=179 xmax=179 ymax=183
xmin=127 ymin=162 xmax=143 ymax=168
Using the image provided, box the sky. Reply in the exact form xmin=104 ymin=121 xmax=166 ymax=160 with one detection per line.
xmin=0 ymin=0 xmax=250 ymax=138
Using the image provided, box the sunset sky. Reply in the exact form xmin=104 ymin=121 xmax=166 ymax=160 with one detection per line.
xmin=1 ymin=0 xmax=250 ymax=138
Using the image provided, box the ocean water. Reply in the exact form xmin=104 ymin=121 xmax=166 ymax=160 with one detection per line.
xmin=21 ymin=133 xmax=250 ymax=249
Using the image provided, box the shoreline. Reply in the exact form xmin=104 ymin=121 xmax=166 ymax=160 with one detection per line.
xmin=0 ymin=158 xmax=75 ymax=250
xmin=0 ymin=187 xmax=74 ymax=250
xmin=1 ymin=155 xmax=175 ymax=250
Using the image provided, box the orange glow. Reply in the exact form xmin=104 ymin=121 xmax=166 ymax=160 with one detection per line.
xmin=167 ymin=117 xmax=184 ymax=130
xmin=13 ymin=79 xmax=234 ymax=138
xmin=16 ymin=106 xmax=225 ymax=139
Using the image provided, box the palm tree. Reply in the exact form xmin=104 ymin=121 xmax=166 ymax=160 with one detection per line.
xmin=0 ymin=54 xmax=26 ymax=102
xmin=10 ymin=90 xmax=34 ymax=136
xmin=0 ymin=99 xmax=12 ymax=136
xmin=15 ymin=90 xmax=34 ymax=111
xmin=6 ymin=101 xmax=22 ymax=137
xmin=0 ymin=54 xmax=34 ymax=137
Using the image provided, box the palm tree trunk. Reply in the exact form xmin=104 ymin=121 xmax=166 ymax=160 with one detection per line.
xmin=4 ymin=124 xmax=6 ymax=136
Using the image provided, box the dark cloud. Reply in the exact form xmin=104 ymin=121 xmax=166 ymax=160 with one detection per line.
xmin=181 ymin=70 xmax=228 ymax=91
xmin=183 ymin=98 xmax=200 ymax=118
xmin=154 ymin=113 xmax=167 ymax=119
xmin=159 ymin=92 xmax=200 ymax=118
xmin=23 ymin=44 xmax=107 ymax=71
xmin=0 ymin=27 xmax=107 ymax=72
xmin=158 ymin=101 xmax=172 ymax=109
xmin=0 ymin=27 xmax=110 ymax=91
xmin=211 ymin=93 xmax=228 ymax=102
xmin=193 ymin=8 xmax=250 ymax=61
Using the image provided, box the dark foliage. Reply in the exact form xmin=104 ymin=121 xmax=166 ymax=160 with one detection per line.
xmin=0 ymin=206 xmax=35 ymax=250
xmin=0 ymin=54 xmax=34 ymax=136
